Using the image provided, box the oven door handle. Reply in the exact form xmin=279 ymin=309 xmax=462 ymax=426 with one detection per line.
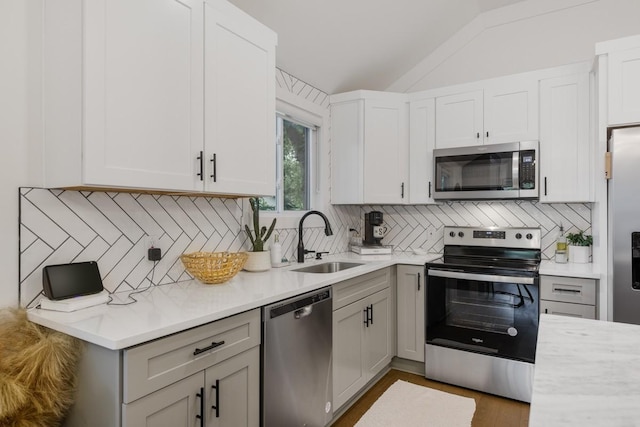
xmin=427 ymin=269 xmax=535 ymax=285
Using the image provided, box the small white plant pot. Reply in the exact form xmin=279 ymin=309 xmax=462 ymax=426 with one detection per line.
xmin=244 ymin=251 xmax=271 ymax=272
xmin=569 ymin=245 xmax=591 ymax=263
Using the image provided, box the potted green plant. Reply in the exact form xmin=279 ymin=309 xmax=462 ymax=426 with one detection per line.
xmin=566 ymin=230 xmax=593 ymax=264
xmin=243 ymin=198 xmax=277 ymax=271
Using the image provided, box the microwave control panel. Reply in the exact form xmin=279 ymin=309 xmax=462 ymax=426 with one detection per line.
xmin=519 ymin=150 xmax=536 ymax=189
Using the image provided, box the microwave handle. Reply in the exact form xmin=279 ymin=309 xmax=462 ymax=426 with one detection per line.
xmin=512 ymin=151 xmax=520 ymax=190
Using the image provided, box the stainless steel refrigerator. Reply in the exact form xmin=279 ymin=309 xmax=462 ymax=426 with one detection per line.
xmin=610 ymin=126 xmax=640 ymax=324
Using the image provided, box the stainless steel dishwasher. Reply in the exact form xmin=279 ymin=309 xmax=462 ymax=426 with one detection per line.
xmin=262 ymin=287 xmax=333 ymax=427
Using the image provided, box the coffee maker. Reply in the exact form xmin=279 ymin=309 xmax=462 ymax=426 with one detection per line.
xmin=363 ymin=211 xmax=385 ymax=246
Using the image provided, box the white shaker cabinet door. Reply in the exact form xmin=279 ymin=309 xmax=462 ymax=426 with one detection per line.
xmin=484 ymin=78 xmax=538 ymax=145
xmin=608 ymin=47 xmax=640 ymax=126
xmin=363 ymin=99 xmax=409 ymax=204
xmin=539 ymin=73 xmax=591 ymax=202
xmin=83 ymin=0 xmax=204 ymax=191
xmin=409 ymin=98 xmax=436 ymax=204
xmin=204 ymin=0 xmax=277 ymax=196
xmin=435 ymin=90 xmax=483 ymax=148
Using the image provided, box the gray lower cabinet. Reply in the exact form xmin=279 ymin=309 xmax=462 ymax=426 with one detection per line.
xmin=396 ymin=265 xmax=425 ymax=362
xmin=64 ymin=308 xmax=260 ymax=427
xmin=122 ymin=346 xmax=259 ymax=427
xmin=540 ymin=275 xmax=597 ymax=319
xmin=332 ymin=268 xmax=393 ymax=411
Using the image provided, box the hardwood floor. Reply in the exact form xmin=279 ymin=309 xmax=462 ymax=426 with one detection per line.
xmin=332 ymin=369 xmax=530 ymax=427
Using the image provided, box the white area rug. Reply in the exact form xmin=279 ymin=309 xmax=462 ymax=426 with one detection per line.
xmin=354 ymin=380 xmax=476 ymax=427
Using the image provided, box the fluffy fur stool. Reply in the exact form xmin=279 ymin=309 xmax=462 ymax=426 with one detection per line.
xmin=0 ymin=308 xmax=83 ymax=427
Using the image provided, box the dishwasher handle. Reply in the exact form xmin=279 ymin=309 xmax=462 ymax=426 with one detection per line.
xmin=294 ymin=305 xmax=313 ymax=319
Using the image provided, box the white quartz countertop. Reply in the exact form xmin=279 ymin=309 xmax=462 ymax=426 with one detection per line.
xmin=27 ymin=252 xmax=438 ymax=350
xmin=530 ymin=314 xmax=640 ymax=426
xmin=539 ymin=260 xmax=600 ymax=279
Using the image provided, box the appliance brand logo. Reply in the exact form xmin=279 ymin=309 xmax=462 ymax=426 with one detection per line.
xmin=472 ymin=338 xmax=483 ymax=344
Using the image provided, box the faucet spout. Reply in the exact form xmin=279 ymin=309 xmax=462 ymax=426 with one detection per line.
xmin=297 ymin=210 xmax=333 ymax=263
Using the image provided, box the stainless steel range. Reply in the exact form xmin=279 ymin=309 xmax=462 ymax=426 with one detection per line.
xmin=425 ymin=226 xmax=541 ymax=403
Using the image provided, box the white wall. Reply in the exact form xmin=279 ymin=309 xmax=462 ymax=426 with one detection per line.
xmin=0 ymin=0 xmax=38 ymax=308
xmin=389 ymin=0 xmax=640 ymax=92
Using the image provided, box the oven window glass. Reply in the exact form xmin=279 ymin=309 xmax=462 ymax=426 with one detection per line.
xmin=435 ymin=151 xmax=515 ymax=192
xmin=427 ymin=274 xmax=539 ymax=363
xmin=447 ymin=282 xmax=517 ymax=334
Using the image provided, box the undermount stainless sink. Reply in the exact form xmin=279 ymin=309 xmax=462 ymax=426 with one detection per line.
xmin=292 ymin=262 xmax=364 ymax=274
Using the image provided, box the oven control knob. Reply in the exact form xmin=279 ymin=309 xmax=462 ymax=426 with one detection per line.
xmin=515 ymin=233 xmax=522 ymax=239
xmin=507 ymin=327 xmax=518 ymax=337
xmin=449 ymin=231 xmax=456 ymax=237
xmin=458 ymin=231 xmax=464 ymax=238
xmin=526 ymin=233 xmax=533 ymax=240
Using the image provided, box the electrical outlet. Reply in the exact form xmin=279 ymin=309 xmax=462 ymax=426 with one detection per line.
xmin=145 ymin=234 xmax=158 ymax=249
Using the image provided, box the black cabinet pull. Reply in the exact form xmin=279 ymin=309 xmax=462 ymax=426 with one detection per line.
xmin=544 ymin=177 xmax=548 ymax=196
xmin=369 ymin=304 xmax=374 ymax=325
xmin=211 ymin=379 xmax=220 ymax=418
xmin=401 ymin=182 xmax=405 ymax=199
xmin=197 ymin=151 xmax=204 ymax=181
xmin=476 ymin=132 xmax=480 ymax=139
xmin=196 ymin=387 xmax=204 ymax=427
xmin=210 ymin=153 xmax=217 ymax=182
xmin=428 ymin=181 xmax=431 ymax=198
xmin=486 ymin=131 xmax=489 ymax=138
xmin=417 ymin=272 xmax=421 ymax=291
xmin=363 ymin=307 xmax=369 ymax=327
xmin=193 ymin=340 xmax=225 ymax=356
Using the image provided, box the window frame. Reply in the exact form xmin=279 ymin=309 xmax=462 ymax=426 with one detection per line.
xmin=273 ymin=112 xmax=316 ymax=212
xmin=256 ymin=87 xmax=330 ymax=230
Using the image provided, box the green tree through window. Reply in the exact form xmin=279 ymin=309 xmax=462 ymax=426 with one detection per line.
xmin=261 ymin=115 xmax=312 ymax=212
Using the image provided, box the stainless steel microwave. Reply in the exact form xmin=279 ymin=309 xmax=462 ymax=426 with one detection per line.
xmin=433 ymin=141 xmax=538 ymax=200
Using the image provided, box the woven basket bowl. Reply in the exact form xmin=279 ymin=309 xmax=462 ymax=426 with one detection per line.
xmin=180 ymin=252 xmax=248 ymax=284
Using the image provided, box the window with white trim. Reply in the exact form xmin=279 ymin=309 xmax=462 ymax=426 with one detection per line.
xmin=261 ymin=113 xmax=316 ymax=212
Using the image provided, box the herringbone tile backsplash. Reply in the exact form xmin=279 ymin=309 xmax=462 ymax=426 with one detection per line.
xmin=19 ymin=187 xmax=590 ymax=307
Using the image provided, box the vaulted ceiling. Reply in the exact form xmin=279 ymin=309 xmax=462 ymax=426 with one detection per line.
xmin=228 ymin=0 xmax=525 ymax=94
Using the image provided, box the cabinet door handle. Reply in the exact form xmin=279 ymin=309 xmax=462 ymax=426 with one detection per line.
xmin=363 ymin=307 xmax=369 ymax=327
xmin=211 ymin=379 xmax=220 ymax=418
xmin=196 ymin=387 xmax=204 ymax=427
xmin=197 ymin=151 xmax=204 ymax=181
xmin=545 ymin=308 xmax=548 ymax=314
xmin=210 ymin=153 xmax=217 ymax=182
xmin=401 ymin=182 xmax=405 ymax=199
xmin=428 ymin=182 xmax=431 ymax=198
xmin=369 ymin=304 xmax=374 ymax=325
xmin=193 ymin=340 xmax=225 ymax=356
xmin=544 ymin=177 xmax=548 ymax=196
xmin=554 ymin=287 xmax=581 ymax=294
xmin=476 ymin=132 xmax=480 ymax=139
xmin=486 ymin=131 xmax=489 ymax=138
xmin=417 ymin=272 xmax=421 ymax=291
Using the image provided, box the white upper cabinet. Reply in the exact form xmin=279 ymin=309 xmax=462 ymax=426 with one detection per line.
xmin=608 ymin=46 xmax=640 ymax=126
xmin=42 ymin=0 xmax=276 ymax=196
xmin=539 ymin=73 xmax=592 ymax=202
xmin=435 ymin=77 xmax=538 ymax=148
xmin=331 ymin=91 xmax=409 ymax=204
xmin=204 ymin=0 xmax=276 ymax=196
xmin=435 ymin=90 xmax=483 ymax=148
xmin=484 ymin=78 xmax=539 ymax=144
xmin=409 ymin=97 xmax=436 ymax=203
